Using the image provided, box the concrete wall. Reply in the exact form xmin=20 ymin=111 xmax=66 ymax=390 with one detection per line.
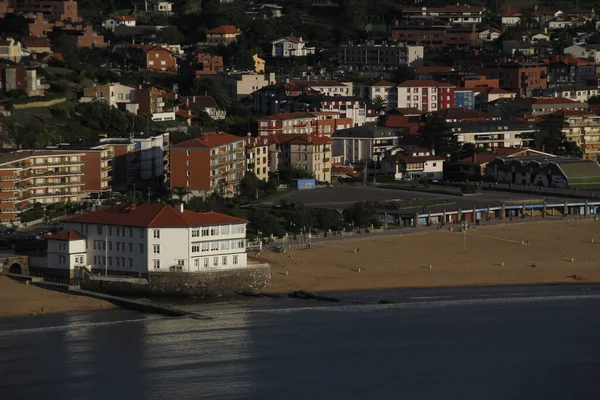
xmin=0 ymin=255 xmax=30 ymax=275
xmin=81 ymin=264 xmax=271 ymax=297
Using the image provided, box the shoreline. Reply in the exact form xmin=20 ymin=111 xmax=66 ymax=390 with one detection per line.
xmin=3 ymin=218 xmax=599 ymax=318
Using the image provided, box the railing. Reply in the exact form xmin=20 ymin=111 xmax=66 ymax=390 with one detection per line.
xmin=20 ymin=160 xmax=84 ymax=168
xmin=17 ymin=170 xmax=84 ymax=180
xmin=23 ymin=191 xmax=82 ymax=199
xmin=17 ymin=181 xmax=82 ymax=189
xmin=0 ymin=176 xmax=18 ymax=181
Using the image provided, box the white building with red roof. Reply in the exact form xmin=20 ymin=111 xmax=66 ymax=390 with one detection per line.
xmin=49 ymin=203 xmax=249 ymax=277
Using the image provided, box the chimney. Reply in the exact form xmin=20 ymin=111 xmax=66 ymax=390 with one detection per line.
xmin=177 ymin=203 xmax=184 ymax=213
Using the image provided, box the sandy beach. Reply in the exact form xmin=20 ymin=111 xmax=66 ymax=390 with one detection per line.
xmin=0 ymin=276 xmax=115 ymax=318
xmin=261 ymin=219 xmax=600 ymax=293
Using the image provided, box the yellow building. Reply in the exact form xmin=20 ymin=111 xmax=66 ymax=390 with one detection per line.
xmin=253 ymin=54 xmax=265 ymax=73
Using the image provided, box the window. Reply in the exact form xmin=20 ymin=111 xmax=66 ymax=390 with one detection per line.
xmin=153 ymin=260 xmax=160 ymax=269
xmin=211 ymin=241 xmax=219 ymax=251
xmin=97 ymin=225 xmax=103 ymax=235
xmin=187 ymin=160 xmax=191 ymax=167
xmin=210 ymin=227 xmax=218 ymax=236
xmin=139 ymin=244 xmax=144 ymax=253
xmin=220 ymin=225 xmax=230 ymax=235
xmin=186 ymin=150 xmax=191 ymax=156
xmin=109 ymin=257 xmax=112 ymax=266
xmin=108 ymin=226 xmax=112 ymax=236
xmin=129 ymin=258 xmax=133 ymax=268
xmin=192 ymin=229 xmax=200 ymax=237
xmin=232 ymin=224 xmax=245 ymax=234
xmin=108 ymin=241 xmax=112 ymax=251
xmin=213 ymin=257 xmax=218 ymax=267
xmin=202 ymin=227 xmax=209 ymax=237
xmin=153 ymin=229 xmax=160 ymax=239
xmin=204 ymin=258 xmax=209 ymax=268
xmin=221 ymin=241 xmax=230 ymax=250
xmin=187 ymin=170 xmax=191 ymax=176
xmin=139 ymin=229 xmax=144 ymax=238
xmin=93 ymin=255 xmax=97 ymax=264
xmin=201 ymin=242 xmax=209 ymax=252
xmin=153 ymin=244 xmax=160 ymax=254
xmin=129 ymin=243 xmax=133 ymax=252
xmin=233 ymin=255 xmax=238 ymax=265
xmin=194 ymin=259 xmax=199 ymax=267
xmin=222 ymin=256 xmax=227 ymax=266
xmin=116 ymin=258 xmax=120 ymax=267
xmin=192 ymin=243 xmax=200 ymax=252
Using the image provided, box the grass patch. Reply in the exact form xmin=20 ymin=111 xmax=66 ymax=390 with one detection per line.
xmin=108 ymin=9 xmax=133 ymax=18
xmin=43 ymin=66 xmax=76 ymax=77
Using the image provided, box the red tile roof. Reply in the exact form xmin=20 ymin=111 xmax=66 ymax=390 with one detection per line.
xmin=371 ymin=79 xmax=395 ymax=87
xmin=544 ymin=55 xmax=595 ymax=67
xmin=63 ymin=203 xmax=247 ymax=228
xmin=260 ymin=111 xmax=315 ymax=121
xmin=172 ymin=132 xmax=244 ymax=149
xmin=23 ymin=38 xmax=51 ymax=48
xmin=207 ymin=25 xmax=241 ymax=35
xmin=398 ymin=80 xmax=455 ymax=88
xmin=45 ymin=230 xmax=86 ymax=241
xmin=115 ymin=16 xmax=136 ymax=21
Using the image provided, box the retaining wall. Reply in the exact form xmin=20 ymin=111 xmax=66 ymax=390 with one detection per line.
xmin=81 ymin=264 xmax=271 ymax=297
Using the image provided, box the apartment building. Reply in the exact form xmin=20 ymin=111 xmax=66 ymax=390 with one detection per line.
xmin=133 ymin=44 xmax=177 ymax=72
xmin=389 ymin=24 xmax=478 ymax=48
xmin=7 ymin=0 xmax=80 ymax=21
xmin=545 ymin=55 xmax=596 ymax=88
xmin=271 ymin=36 xmax=315 ymax=57
xmin=193 ymin=53 xmax=224 ymax=76
xmin=206 ymin=25 xmax=241 ymax=46
xmin=449 ymin=120 xmax=540 ymax=149
xmin=539 ymin=110 xmax=600 ymax=161
xmin=332 ymin=125 xmax=403 ymax=164
xmin=81 ymin=83 xmax=136 ymax=108
xmin=267 ymin=134 xmax=332 ymax=183
xmin=0 ymin=37 xmax=23 ymax=63
xmin=494 ymin=97 xmax=587 ymax=116
xmin=210 ymin=71 xmax=275 ymax=101
xmin=338 ymin=42 xmax=424 ymax=70
xmin=0 ymin=150 xmax=88 ymax=224
xmin=179 ymin=96 xmax=226 ymax=121
xmin=245 ymin=137 xmax=269 ymax=182
xmin=170 ymin=132 xmax=246 ymax=198
xmin=401 ymin=5 xmax=485 ymax=25
xmin=258 ymin=111 xmax=352 ymax=137
xmin=396 ymin=80 xmax=456 ymax=111
xmin=474 ymin=62 xmax=548 ymax=97
xmin=54 ymin=203 xmax=248 ymax=277
xmin=135 ymin=86 xmax=176 ymax=121
xmin=534 ymin=86 xmax=598 ymax=103
xmin=293 ymin=94 xmax=373 ymax=126
xmin=98 ymin=132 xmax=169 ymax=191
xmin=382 ymin=147 xmax=444 ymax=181
xmin=0 ymin=64 xmax=47 ymax=96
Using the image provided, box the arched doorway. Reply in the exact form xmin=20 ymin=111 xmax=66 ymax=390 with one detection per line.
xmin=9 ymin=263 xmax=22 ymax=274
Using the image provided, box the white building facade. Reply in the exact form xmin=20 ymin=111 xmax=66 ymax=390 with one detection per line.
xmin=271 ymin=36 xmax=315 ymax=57
xmin=53 ymin=203 xmax=249 ymax=276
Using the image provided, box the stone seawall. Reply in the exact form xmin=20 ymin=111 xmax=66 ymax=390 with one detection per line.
xmin=81 ymin=265 xmax=271 ymax=297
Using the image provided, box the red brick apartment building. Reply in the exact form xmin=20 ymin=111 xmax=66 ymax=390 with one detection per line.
xmin=170 ymin=132 xmax=246 ymax=198
xmin=133 ymin=44 xmax=177 ymax=72
xmin=3 ymin=0 xmax=80 ymax=21
xmin=258 ymin=111 xmax=353 ymax=137
xmin=178 ymin=53 xmax=224 ymax=80
xmin=389 ymin=24 xmax=478 ymax=48
xmin=76 ymin=25 xmax=107 ymax=48
xmin=474 ymin=62 xmax=548 ymax=96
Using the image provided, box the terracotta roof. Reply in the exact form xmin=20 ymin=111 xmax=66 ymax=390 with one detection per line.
xmin=512 ymin=97 xmax=580 ymax=105
xmin=281 ymin=36 xmax=304 ymax=43
xmin=332 ymin=166 xmax=360 ymax=178
xmin=501 ymin=5 xmax=522 ymax=17
xmin=260 ymin=111 xmax=316 ymax=121
xmin=371 ymin=79 xmax=395 ymax=87
xmin=398 ymin=80 xmax=455 ymax=88
xmin=23 ymin=38 xmax=51 ymax=48
xmin=544 ymin=55 xmax=595 ymax=67
xmin=115 ymin=16 xmax=136 ymax=21
xmin=63 ymin=203 xmax=247 ymax=228
xmin=207 ymin=25 xmax=241 ymax=35
xmin=415 ymin=66 xmax=454 ymax=74
xmin=172 ymin=132 xmax=244 ymax=149
xmin=543 ymin=110 xmax=596 ymax=118
xmin=180 ymin=96 xmax=219 ymax=109
xmin=266 ymin=134 xmax=331 ymax=145
xmin=389 ymin=107 xmax=423 ymax=115
xmin=45 ymin=230 xmax=86 ymax=241
xmin=133 ymin=44 xmax=171 ymax=54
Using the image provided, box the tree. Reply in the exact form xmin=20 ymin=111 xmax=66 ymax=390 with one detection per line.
xmin=192 ymin=77 xmax=232 ymax=109
xmin=155 ymin=26 xmax=185 ymax=45
xmin=248 ymin=208 xmax=284 ymax=237
xmin=419 ymin=115 xmax=460 ymax=160
xmin=342 ymin=201 xmax=377 ymax=228
xmin=391 ymin=65 xmax=416 ymax=84
xmin=240 ymin=172 xmax=259 ymax=199
xmin=588 ymin=95 xmax=600 ymax=105
xmin=542 ymin=128 xmax=582 ymax=157
xmin=371 ymin=95 xmax=388 ymax=113
xmin=170 ymin=186 xmax=190 ymax=202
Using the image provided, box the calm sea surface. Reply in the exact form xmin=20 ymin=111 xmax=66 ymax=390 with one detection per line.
xmin=1 ymin=285 xmax=600 ymax=400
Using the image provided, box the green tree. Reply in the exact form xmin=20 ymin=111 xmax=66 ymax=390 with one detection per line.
xmin=371 ymin=95 xmax=388 ymax=113
xmin=240 ymin=172 xmax=260 ymax=199
xmin=342 ymin=201 xmax=377 ymax=228
xmin=542 ymin=128 xmax=582 ymax=157
xmin=170 ymin=186 xmax=190 ymax=202
xmin=419 ymin=115 xmax=460 ymax=160
xmin=587 ymin=95 xmax=600 ymax=105
xmin=248 ymin=208 xmax=285 ymax=237
xmin=391 ymin=65 xmax=416 ymax=84
xmin=192 ymin=77 xmax=232 ymax=109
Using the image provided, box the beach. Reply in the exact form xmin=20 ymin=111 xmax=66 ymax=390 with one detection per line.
xmin=0 ymin=276 xmax=115 ymax=318
xmin=261 ymin=219 xmax=600 ymax=293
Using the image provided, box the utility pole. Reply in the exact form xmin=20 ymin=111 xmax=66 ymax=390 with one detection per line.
xmin=363 ymin=162 xmax=367 ymax=186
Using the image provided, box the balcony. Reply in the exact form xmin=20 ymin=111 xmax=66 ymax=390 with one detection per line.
xmin=0 ymin=176 xmax=18 ymax=181
xmin=323 ymin=158 xmax=331 ymax=162
xmin=18 ymin=170 xmax=85 ymax=180
xmin=102 ymin=165 xmax=112 ymax=171
xmin=16 ymin=180 xmax=83 ymax=189
xmin=21 ymin=159 xmax=84 ymax=168
xmin=24 ymin=191 xmax=82 ymax=200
